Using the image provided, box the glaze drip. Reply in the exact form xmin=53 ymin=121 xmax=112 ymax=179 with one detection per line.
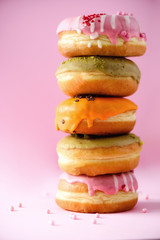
xmin=55 ymin=97 xmax=137 ymax=133
xmin=60 ymin=172 xmax=138 ymax=196
xmin=57 ymin=13 xmax=146 ymax=44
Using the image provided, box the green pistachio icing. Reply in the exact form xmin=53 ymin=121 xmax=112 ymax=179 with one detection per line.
xmin=56 ymin=56 xmax=141 ymax=83
xmin=57 ymin=133 xmax=142 ymax=149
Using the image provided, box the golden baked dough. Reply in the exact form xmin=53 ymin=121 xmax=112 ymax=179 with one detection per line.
xmin=58 ymin=32 xmax=146 ymax=57
xmin=56 ymin=179 xmax=138 ymax=213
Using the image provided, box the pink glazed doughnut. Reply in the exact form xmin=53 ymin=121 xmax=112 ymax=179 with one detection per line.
xmin=57 ymin=12 xmax=146 ymax=57
xmin=56 ymin=172 xmax=138 ymax=213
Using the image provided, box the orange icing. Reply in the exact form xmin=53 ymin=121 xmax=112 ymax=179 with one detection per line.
xmin=55 ymin=97 xmax=137 ymax=133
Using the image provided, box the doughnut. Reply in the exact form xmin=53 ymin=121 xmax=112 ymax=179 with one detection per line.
xmin=55 ymin=97 xmax=137 ymax=135
xmin=57 ymin=13 xmax=146 ymax=57
xmin=56 ymin=56 xmax=141 ymax=97
xmin=57 ymin=133 xmax=142 ymax=176
xmin=56 ymin=172 xmax=138 ymax=213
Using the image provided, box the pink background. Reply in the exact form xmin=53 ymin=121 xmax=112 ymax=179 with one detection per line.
xmin=0 ymin=0 xmax=160 ymax=239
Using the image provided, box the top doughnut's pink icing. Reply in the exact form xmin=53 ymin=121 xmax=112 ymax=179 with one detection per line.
xmin=60 ymin=172 xmax=138 ymax=196
xmin=57 ymin=12 xmax=146 ymax=44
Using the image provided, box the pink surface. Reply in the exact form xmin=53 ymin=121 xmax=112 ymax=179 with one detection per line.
xmin=0 ymin=0 xmax=160 ymax=239
xmin=1 ymin=168 xmax=160 ymax=240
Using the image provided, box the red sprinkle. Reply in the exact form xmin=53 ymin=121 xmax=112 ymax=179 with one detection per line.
xmin=126 ymin=33 xmax=130 ymax=38
xmin=140 ymin=32 xmax=147 ymax=40
xmin=82 ymin=13 xmax=106 ymax=26
xmin=117 ymin=11 xmax=123 ymax=15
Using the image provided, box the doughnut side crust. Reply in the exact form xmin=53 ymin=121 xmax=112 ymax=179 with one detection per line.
xmin=57 ymin=143 xmax=141 ymax=176
xmin=58 ymin=32 xmax=146 ymax=57
xmin=66 ymin=116 xmax=136 ymax=135
xmin=58 ymin=110 xmax=136 ymax=136
xmin=57 ymin=72 xmax=138 ymax=97
xmin=56 ymin=180 xmax=138 ymax=213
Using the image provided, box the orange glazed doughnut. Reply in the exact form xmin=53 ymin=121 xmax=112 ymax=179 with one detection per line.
xmin=57 ymin=133 xmax=142 ymax=176
xmin=57 ymin=13 xmax=146 ymax=57
xmin=56 ymin=56 xmax=141 ymax=97
xmin=55 ymin=97 xmax=137 ymax=135
xmin=56 ymin=172 xmax=138 ymax=213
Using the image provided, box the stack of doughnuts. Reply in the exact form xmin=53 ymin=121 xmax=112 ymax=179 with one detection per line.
xmin=55 ymin=12 xmax=146 ymax=213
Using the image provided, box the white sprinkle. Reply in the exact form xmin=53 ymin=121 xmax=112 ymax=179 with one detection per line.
xmin=97 ymin=40 xmax=102 ymax=48
xmin=88 ymin=42 xmax=92 ymax=48
xmin=77 ymin=29 xmax=81 ymax=34
xmin=90 ymin=32 xmax=99 ymax=39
